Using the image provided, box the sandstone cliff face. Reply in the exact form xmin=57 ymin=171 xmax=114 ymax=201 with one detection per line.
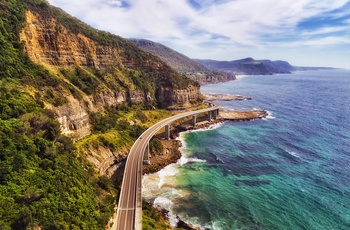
xmin=86 ymin=145 xmax=128 ymax=177
xmin=157 ymin=83 xmax=201 ymax=108
xmin=20 ymin=11 xmax=165 ymax=70
xmin=92 ymin=90 xmax=152 ymax=108
xmin=21 ymin=11 xmax=117 ymax=68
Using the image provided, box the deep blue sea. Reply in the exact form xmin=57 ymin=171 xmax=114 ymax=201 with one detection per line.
xmin=143 ymin=69 xmax=350 ymax=230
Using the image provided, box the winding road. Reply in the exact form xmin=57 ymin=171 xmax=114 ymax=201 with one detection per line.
xmin=114 ymin=102 xmax=220 ymax=230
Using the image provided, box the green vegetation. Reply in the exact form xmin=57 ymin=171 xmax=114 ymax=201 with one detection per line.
xmin=142 ymin=201 xmax=172 ymax=230
xmin=76 ymin=108 xmax=171 ymax=156
xmin=0 ymin=0 xmax=197 ymax=228
xmin=0 ymin=1 xmax=116 ymax=229
xmin=0 ymin=81 xmax=117 ymax=229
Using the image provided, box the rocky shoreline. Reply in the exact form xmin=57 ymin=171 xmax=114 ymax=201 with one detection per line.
xmin=142 ymin=108 xmax=268 ymax=229
xmin=203 ymin=93 xmax=252 ymax=101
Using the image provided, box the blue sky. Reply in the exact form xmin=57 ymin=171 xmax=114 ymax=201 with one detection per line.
xmin=48 ymin=0 xmax=350 ymax=68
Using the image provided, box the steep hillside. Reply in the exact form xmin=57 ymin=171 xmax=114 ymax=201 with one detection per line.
xmin=130 ymin=39 xmax=236 ymax=84
xmin=17 ymin=2 xmax=203 ymax=139
xmin=196 ymin=57 xmax=295 ymax=75
xmin=0 ymin=0 xmax=200 ymax=229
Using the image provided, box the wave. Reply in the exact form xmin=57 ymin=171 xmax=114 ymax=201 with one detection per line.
xmin=157 ymin=164 xmax=179 ymax=189
xmin=190 ymin=122 xmax=225 ymax=133
xmin=176 ymin=122 xmax=224 ymax=155
xmin=264 ymin=110 xmax=276 ymax=120
xmin=287 ymin=150 xmax=301 ymax=158
xmin=178 ymin=155 xmax=206 ymax=166
xmin=153 ymin=197 xmax=179 ymax=227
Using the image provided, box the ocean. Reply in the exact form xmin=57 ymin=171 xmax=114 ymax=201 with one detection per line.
xmin=142 ymin=69 xmax=350 ymax=230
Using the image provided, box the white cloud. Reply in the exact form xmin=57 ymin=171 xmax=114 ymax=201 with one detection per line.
xmin=301 ymin=25 xmax=350 ymax=36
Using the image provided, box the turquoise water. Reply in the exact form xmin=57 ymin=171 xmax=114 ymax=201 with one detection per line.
xmin=143 ymin=70 xmax=350 ymax=229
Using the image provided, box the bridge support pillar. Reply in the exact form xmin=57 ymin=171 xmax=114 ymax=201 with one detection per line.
xmin=212 ymin=110 xmax=217 ymax=120
xmin=165 ymin=125 xmax=171 ymax=140
xmin=192 ymin=115 xmax=196 ymax=127
xmin=208 ymin=111 xmax=212 ymax=121
xmin=217 ymin=109 xmax=219 ymax=116
xmin=143 ymin=143 xmax=150 ymax=165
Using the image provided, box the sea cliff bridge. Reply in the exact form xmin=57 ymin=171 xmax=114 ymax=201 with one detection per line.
xmin=113 ymin=102 xmax=220 ymax=230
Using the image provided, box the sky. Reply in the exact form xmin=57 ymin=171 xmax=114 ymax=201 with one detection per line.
xmin=47 ymin=0 xmax=350 ymax=68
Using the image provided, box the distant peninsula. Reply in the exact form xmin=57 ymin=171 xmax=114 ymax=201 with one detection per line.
xmin=195 ymin=57 xmax=336 ymax=75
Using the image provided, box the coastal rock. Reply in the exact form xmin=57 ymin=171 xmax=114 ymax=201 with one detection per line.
xmin=219 ymin=110 xmax=268 ymax=120
xmin=204 ymin=93 xmax=252 ymax=101
xmin=143 ymin=140 xmax=182 ymax=174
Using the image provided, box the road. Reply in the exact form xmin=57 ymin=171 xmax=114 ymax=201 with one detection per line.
xmin=114 ymin=102 xmax=219 ymax=230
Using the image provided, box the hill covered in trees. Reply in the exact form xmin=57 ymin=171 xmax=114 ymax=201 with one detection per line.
xmin=130 ymin=39 xmax=236 ymax=84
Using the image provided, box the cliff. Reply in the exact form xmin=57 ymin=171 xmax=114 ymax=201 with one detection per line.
xmin=130 ymin=39 xmax=236 ymax=84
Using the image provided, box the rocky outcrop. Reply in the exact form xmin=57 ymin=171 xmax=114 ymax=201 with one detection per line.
xmin=86 ymin=145 xmax=128 ymax=177
xmin=19 ymin=10 xmax=170 ymax=74
xmin=43 ymin=94 xmax=91 ymax=140
xmin=204 ymin=93 xmax=252 ymax=101
xmin=219 ymin=110 xmax=268 ymax=120
xmin=92 ymin=90 xmax=153 ymax=108
xmin=143 ymin=140 xmax=182 ymax=174
xmin=157 ymin=83 xmax=201 ymax=108
xmin=20 ymin=11 xmax=164 ymax=70
xmin=20 ymin=11 xmax=117 ymax=68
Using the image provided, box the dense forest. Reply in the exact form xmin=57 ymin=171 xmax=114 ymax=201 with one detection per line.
xmin=0 ymin=0 xmax=118 ymax=229
xmin=0 ymin=0 xmax=184 ymax=229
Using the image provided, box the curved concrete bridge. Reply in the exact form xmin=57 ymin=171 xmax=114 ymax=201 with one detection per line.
xmin=114 ymin=102 xmax=220 ymax=230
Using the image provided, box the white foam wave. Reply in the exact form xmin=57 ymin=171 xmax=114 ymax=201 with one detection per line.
xmin=153 ymin=197 xmax=179 ymax=227
xmin=176 ymin=122 xmax=224 ymax=157
xmin=189 ymin=122 xmax=225 ymax=133
xmin=153 ymin=196 xmax=173 ymax=208
xmin=264 ymin=110 xmax=276 ymax=120
xmin=216 ymin=155 xmax=225 ymax=163
xmin=235 ymin=74 xmax=248 ymax=80
xmin=287 ymin=150 xmax=300 ymax=158
xmin=158 ymin=165 xmax=178 ymax=189
xmin=178 ymin=155 xmax=206 ymax=166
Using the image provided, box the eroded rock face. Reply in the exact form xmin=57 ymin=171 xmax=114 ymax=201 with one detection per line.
xmin=20 ymin=11 xmax=121 ymax=68
xmin=45 ymin=95 xmax=91 ymax=140
xmin=86 ymin=146 xmax=128 ymax=177
xmin=92 ymin=90 xmax=152 ymax=108
xmin=157 ymin=83 xmax=201 ymax=108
